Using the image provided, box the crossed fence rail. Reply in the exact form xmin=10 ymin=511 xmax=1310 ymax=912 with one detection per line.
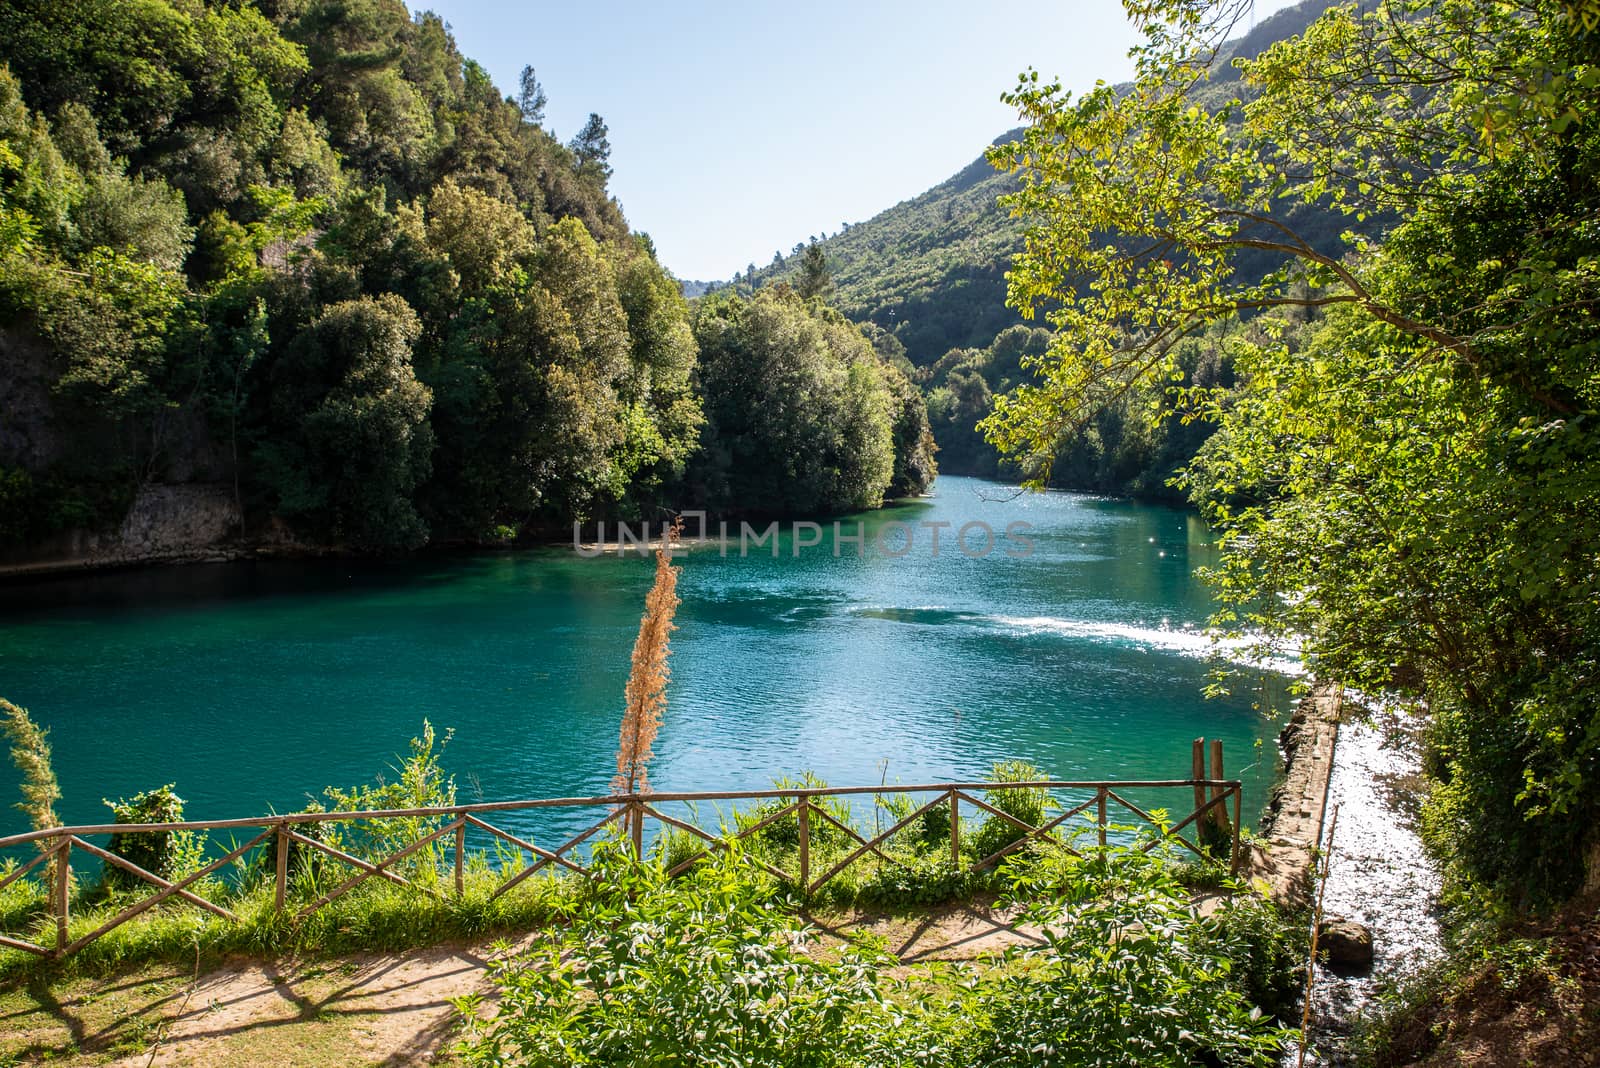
xmin=0 ymin=777 xmax=1242 ymax=961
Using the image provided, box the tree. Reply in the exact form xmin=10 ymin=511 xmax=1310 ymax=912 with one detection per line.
xmin=691 ymin=290 xmax=894 ymax=515
xmin=258 ymin=294 xmax=434 ymax=551
xmin=797 ymin=238 xmax=831 ymax=300
xmin=983 ymin=0 xmax=1600 ymax=906
xmin=569 ymin=112 xmax=611 ymax=181
xmin=516 ymin=64 xmax=546 ymax=126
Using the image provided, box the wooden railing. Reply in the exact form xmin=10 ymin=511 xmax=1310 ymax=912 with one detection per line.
xmin=0 ymin=778 xmax=1242 ymax=960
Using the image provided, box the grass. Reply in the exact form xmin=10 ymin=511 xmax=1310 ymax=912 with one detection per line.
xmin=0 ymin=856 xmax=580 ymax=983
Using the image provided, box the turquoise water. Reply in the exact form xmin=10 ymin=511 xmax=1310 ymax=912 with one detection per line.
xmin=0 ymin=477 xmax=1287 ymax=843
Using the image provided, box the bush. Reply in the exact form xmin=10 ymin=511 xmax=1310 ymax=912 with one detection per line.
xmin=969 ymin=760 xmax=1051 ymax=864
xmin=456 ymin=838 xmax=1292 ymax=1068
xmin=455 ymin=842 xmax=907 ymax=1067
xmin=982 ymin=840 xmax=1292 ymax=1066
xmin=102 ymin=784 xmax=204 ymax=892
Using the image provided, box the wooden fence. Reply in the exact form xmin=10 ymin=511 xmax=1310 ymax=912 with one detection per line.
xmin=0 ymin=775 xmax=1242 ymax=961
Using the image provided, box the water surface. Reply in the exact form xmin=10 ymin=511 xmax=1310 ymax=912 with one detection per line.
xmin=0 ymin=477 xmax=1287 ymax=841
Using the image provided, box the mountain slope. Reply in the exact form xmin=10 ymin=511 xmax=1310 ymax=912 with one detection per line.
xmin=743 ymin=0 xmax=1338 ymax=367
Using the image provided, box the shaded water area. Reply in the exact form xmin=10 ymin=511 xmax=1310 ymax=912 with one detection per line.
xmin=1298 ymin=714 xmax=1445 ymax=1065
xmin=0 ymin=477 xmax=1290 ymax=847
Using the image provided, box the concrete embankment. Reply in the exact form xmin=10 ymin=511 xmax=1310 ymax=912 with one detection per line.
xmin=1250 ymin=681 xmax=1343 ymax=908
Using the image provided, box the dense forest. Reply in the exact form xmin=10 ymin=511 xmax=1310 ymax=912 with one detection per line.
xmin=0 ymin=0 xmax=935 ymax=556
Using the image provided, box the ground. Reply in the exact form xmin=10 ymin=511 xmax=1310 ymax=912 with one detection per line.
xmin=0 ymin=900 xmax=1041 ymax=1066
xmin=1378 ymin=894 xmax=1600 ymax=1067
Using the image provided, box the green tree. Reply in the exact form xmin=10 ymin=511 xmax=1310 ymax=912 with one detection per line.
xmin=797 ymin=238 xmax=832 ymax=300
xmin=516 ymin=65 xmax=546 ymax=126
xmin=569 ymin=112 xmax=611 ymax=182
xmin=258 ymin=294 xmax=434 ymax=550
xmin=984 ymin=0 xmax=1600 ymax=906
xmin=691 ymin=290 xmax=895 ymax=515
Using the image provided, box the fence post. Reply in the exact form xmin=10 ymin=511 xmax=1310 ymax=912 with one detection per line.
xmin=630 ymin=800 xmax=644 ymax=859
xmin=1230 ymin=785 xmax=1244 ymax=875
xmin=797 ymin=797 xmax=810 ymax=890
xmin=1209 ymin=739 xmax=1232 ymax=838
xmin=454 ymin=820 xmax=466 ymax=896
xmin=949 ymin=790 xmax=961 ymax=870
xmin=1191 ymin=738 xmax=1207 ymax=820
xmin=51 ymin=837 xmax=70 ymax=955
xmin=1096 ymin=787 xmax=1108 ymax=848
xmin=274 ymin=823 xmax=289 ymax=911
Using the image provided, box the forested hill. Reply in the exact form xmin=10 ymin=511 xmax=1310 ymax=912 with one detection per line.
xmin=738 ymin=0 xmax=1336 ymax=368
xmin=0 ymin=0 xmax=936 ymax=559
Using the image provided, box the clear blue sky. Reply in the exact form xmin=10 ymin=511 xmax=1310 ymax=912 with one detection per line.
xmin=426 ymin=1 xmax=1291 ymax=282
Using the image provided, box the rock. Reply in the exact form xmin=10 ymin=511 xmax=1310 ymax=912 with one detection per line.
xmin=1317 ymin=918 xmax=1374 ymax=970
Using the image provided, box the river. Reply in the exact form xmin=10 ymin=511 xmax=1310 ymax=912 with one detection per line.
xmin=0 ymin=476 xmax=1290 ymax=841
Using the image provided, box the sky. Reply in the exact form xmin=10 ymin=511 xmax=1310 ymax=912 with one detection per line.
xmin=427 ymin=0 xmax=1295 ymax=282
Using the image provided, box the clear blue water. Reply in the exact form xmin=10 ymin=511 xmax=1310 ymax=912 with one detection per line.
xmin=0 ymin=477 xmax=1287 ymax=844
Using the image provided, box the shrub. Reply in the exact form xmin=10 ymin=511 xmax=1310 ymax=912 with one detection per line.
xmin=979 ymin=840 xmax=1292 ymax=1066
xmin=969 ymin=760 xmax=1051 ymax=864
xmin=319 ymin=720 xmax=455 ymax=880
xmin=454 ymin=842 xmax=907 ymax=1067
xmin=102 ymin=784 xmax=197 ymax=891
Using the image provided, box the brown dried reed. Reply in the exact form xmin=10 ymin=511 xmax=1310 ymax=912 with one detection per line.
xmin=2 ymin=697 xmax=61 ymax=843
xmin=613 ymin=520 xmax=682 ymax=794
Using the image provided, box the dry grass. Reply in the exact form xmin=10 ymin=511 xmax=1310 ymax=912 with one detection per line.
xmin=1 ymin=698 xmax=61 ymax=840
xmin=613 ymin=519 xmax=681 ymax=795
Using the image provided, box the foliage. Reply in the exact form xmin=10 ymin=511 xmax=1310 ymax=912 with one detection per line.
xmin=968 ymin=760 xmax=1052 ymax=864
xmin=255 ymin=293 xmax=433 ymax=550
xmin=1 ymin=0 xmax=945 ymax=549
xmin=615 ymin=521 xmax=681 ymax=794
xmin=980 ymin=840 xmax=1291 ymax=1066
xmin=797 ymin=238 xmax=832 ymax=300
xmin=690 ymin=289 xmax=909 ymax=515
xmin=984 ymin=0 xmax=1600 ymax=909
xmin=456 ymin=838 xmax=1291 ymax=1067
xmin=319 ymin=719 xmax=456 ymax=880
xmin=455 ymin=843 xmax=904 ymax=1067
xmin=0 ymin=698 xmax=59 ymax=841
xmin=101 ymin=784 xmax=201 ymax=892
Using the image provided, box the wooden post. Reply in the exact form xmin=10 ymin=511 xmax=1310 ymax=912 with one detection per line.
xmin=52 ymin=838 xmax=70 ymax=954
xmin=454 ymin=821 xmax=466 ymax=896
xmin=949 ymin=791 xmax=961 ymax=870
xmin=1230 ymin=785 xmax=1244 ymax=875
xmin=1191 ymin=738 xmax=1207 ymax=820
xmin=274 ymin=823 xmax=289 ymax=911
xmin=1096 ymin=787 xmax=1108 ymax=848
xmin=1210 ymin=739 xmax=1232 ymax=837
xmin=797 ymin=798 xmax=810 ymax=890
xmin=630 ymin=801 xmax=643 ymax=859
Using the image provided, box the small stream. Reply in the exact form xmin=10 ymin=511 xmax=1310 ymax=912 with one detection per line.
xmin=1292 ymin=712 xmax=1445 ymax=1065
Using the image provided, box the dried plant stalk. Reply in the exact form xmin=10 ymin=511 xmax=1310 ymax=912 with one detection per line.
xmin=2 ymin=698 xmax=61 ymax=844
xmin=613 ymin=521 xmax=682 ymax=795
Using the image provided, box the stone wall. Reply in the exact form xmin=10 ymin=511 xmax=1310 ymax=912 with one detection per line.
xmin=1249 ymin=681 xmax=1343 ymax=909
xmin=0 ymin=483 xmax=243 ymax=575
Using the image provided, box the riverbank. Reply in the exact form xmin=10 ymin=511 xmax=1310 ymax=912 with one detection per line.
xmin=1243 ymin=683 xmax=1447 ymax=1065
xmin=1300 ymin=707 xmax=1443 ymax=1065
xmin=1250 ymin=682 xmax=1342 ymax=909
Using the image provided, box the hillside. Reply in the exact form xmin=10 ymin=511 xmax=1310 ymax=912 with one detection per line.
xmin=742 ymin=0 xmax=1339 ymax=368
xmin=0 ymin=0 xmax=936 ymax=563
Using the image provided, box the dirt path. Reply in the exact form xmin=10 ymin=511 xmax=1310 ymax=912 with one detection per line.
xmin=1 ymin=904 xmax=1040 ymax=1066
